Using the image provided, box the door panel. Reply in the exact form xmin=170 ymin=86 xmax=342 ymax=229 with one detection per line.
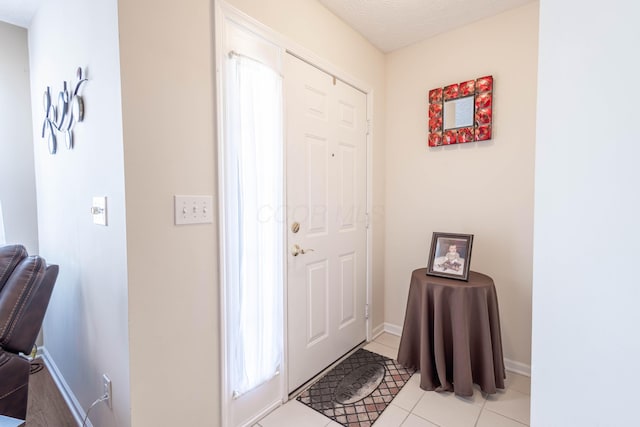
xmin=304 ymin=85 xmax=329 ymax=120
xmin=338 ymin=142 xmax=356 ymax=230
xmin=286 ymin=53 xmax=367 ymax=393
xmin=306 ymin=136 xmax=329 ymax=234
xmin=307 ymin=260 xmax=329 ymax=345
xmin=339 ymin=252 xmax=356 ymax=327
xmin=339 ymin=101 xmax=356 ymax=128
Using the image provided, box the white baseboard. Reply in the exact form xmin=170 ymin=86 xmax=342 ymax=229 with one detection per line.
xmin=371 ymin=323 xmax=385 ymax=340
xmin=504 ymin=358 xmax=531 ymax=377
xmin=383 ymin=322 xmax=402 ymax=336
xmin=40 ymin=347 xmax=90 ymax=427
xmin=382 ymin=323 xmax=531 ymax=377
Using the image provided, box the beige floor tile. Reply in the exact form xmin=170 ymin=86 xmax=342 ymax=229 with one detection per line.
xmin=411 ymin=391 xmax=481 ymax=427
xmin=375 ymin=332 xmax=402 ymax=350
xmin=364 ymin=341 xmax=398 ymax=360
xmin=504 ymin=372 xmax=531 ymax=395
xmin=484 ymin=388 xmax=530 ymax=425
xmin=372 ymin=404 xmax=410 ymax=426
xmin=401 ymin=414 xmax=439 ymax=427
xmin=476 ymin=409 xmax=528 ymax=427
xmin=259 ymin=400 xmax=331 ymax=427
xmin=463 ymin=384 xmax=487 ymax=407
xmin=325 ymin=421 xmax=343 ymax=426
xmin=391 ymin=373 xmax=425 ymax=412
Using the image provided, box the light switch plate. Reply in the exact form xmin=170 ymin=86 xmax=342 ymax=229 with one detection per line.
xmin=174 ymin=195 xmax=214 ymax=225
xmin=91 ymin=196 xmax=107 ymax=226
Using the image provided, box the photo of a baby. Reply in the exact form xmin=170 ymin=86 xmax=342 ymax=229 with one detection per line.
xmin=432 ymin=239 xmax=467 ymax=275
xmin=427 ymin=232 xmax=474 ymax=281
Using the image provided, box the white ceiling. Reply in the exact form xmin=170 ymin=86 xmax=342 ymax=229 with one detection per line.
xmin=0 ymin=0 xmax=42 ymax=28
xmin=0 ymin=0 xmax=534 ymax=48
xmin=318 ymin=0 xmax=535 ymax=52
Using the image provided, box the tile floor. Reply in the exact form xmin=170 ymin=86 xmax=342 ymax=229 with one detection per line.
xmin=255 ymin=333 xmax=530 ymax=427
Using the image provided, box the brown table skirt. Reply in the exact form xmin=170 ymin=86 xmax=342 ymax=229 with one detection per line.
xmin=397 ymin=269 xmax=505 ymax=396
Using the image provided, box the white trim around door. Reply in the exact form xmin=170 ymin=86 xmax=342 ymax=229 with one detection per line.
xmin=214 ymin=2 xmax=375 ymax=425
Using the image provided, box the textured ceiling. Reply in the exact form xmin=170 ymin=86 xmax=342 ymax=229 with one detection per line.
xmin=318 ymin=0 xmax=535 ymax=52
xmin=0 ymin=0 xmax=42 ymax=27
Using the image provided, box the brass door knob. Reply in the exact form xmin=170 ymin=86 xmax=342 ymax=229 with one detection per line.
xmin=291 ymin=244 xmax=314 ymax=256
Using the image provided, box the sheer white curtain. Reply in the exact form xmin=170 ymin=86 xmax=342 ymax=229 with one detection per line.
xmin=223 ymin=54 xmax=284 ymax=396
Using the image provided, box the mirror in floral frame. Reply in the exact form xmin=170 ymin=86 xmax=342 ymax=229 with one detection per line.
xmin=428 ymin=75 xmax=493 ymax=147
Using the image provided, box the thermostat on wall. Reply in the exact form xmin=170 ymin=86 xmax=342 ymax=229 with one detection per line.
xmin=91 ymin=196 xmax=107 ymax=226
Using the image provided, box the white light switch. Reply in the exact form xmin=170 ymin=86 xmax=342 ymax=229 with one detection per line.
xmin=174 ymin=195 xmax=214 ymax=225
xmin=91 ymin=196 xmax=108 ymax=226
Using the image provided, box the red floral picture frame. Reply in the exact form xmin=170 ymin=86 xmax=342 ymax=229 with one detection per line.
xmin=428 ymin=75 xmax=493 ymax=147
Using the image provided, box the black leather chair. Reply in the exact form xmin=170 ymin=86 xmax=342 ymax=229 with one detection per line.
xmin=0 ymin=244 xmax=58 ymax=420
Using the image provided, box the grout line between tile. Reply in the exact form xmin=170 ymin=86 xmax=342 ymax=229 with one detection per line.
xmin=473 ymin=407 xmax=482 ymax=427
xmin=501 ymin=388 xmax=529 ymax=398
xmin=380 ymin=404 xmax=411 ymax=427
xmin=408 ymin=411 xmax=441 ymax=427
xmin=473 ymin=392 xmax=487 ymax=427
xmin=396 ymin=373 xmax=424 ymax=413
xmin=405 ymin=393 xmax=423 ymax=413
xmin=371 ymin=340 xmax=399 ymax=352
xmin=398 ymin=409 xmax=411 ymax=426
xmin=386 ymin=402 xmax=413 ymax=424
xmin=480 ymin=392 xmax=488 ymax=410
xmin=504 ymin=382 xmax=531 ymax=396
xmin=483 ymin=407 xmax=529 ymax=426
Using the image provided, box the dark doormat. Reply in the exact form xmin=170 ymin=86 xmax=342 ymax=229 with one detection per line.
xmin=296 ymin=348 xmax=415 ymax=427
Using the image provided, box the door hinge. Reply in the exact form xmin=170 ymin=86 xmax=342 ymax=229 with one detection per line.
xmin=365 ymin=212 xmax=370 ymax=229
xmin=365 ymin=304 xmax=370 ymax=320
xmin=366 ymin=119 xmax=371 ymax=135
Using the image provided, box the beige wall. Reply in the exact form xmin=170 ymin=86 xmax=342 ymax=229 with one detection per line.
xmin=27 ymin=0 xmax=539 ymax=424
xmin=119 ymin=1 xmax=385 ymax=424
xmin=117 ymin=0 xmax=219 ymax=425
xmin=384 ymin=3 xmax=539 ymax=368
xmin=225 ymin=0 xmax=387 ymax=332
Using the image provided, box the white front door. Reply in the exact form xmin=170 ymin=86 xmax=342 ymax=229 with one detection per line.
xmin=285 ymin=53 xmax=368 ymax=393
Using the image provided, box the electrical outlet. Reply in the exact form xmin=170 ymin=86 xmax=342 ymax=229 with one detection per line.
xmin=102 ymin=374 xmax=112 ymax=409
